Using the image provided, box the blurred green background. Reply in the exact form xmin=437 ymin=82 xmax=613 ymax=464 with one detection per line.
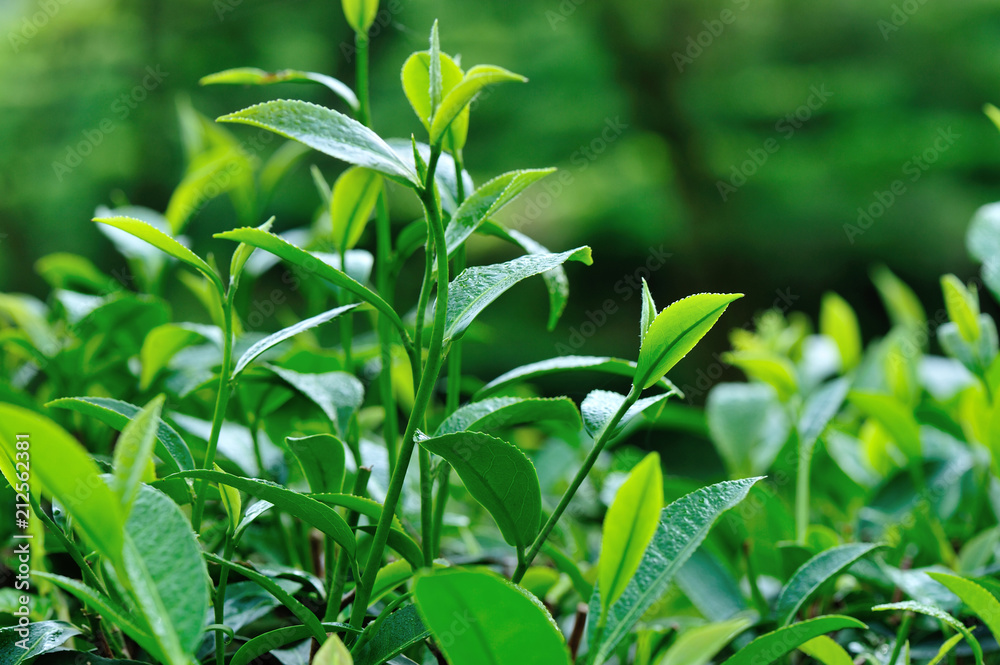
xmin=3 ymin=0 xmax=1000 ymax=402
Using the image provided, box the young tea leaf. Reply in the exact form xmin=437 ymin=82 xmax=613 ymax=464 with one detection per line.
xmin=941 ymin=274 xmax=981 ymax=343
xmin=873 ymin=601 xmax=983 ymax=665
xmin=313 ymin=633 xmax=352 ymax=665
xmin=429 ymin=65 xmax=527 ymax=146
xmin=597 ymin=452 xmax=663 ymax=613
xmin=927 ymin=572 xmax=1000 ymax=642
xmin=640 ymin=278 xmax=656 ymax=342
xmin=634 ymin=292 xmax=742 ymax=390
xmin=475 ymin=355 xmax=678 ymax=400
xmin=93 ymin=217 xmax=223 ymax=293
xmin=588 ymin=477 xmax=762 ymax=663
xmin=341 ymin=0 xmax=379 ymax=36
xmin=435 ymin=396 xmax=582 ymax=436
xmin=797 ymin=636 xmax=854 ymax=665
xmin=819 ymin=292 xmax=862 ymax=371
xmin=201 ymin=67 xmax=359 ymax=111
xmin=401 ymin=50 xmax=467 ymax=150
xmin=655 ymin=615 xmax=754 ymax=665
xmin=331 ymin=167 xmax=382 ymax=251
xmin=112 ymin=395 xmax=165 ymax=514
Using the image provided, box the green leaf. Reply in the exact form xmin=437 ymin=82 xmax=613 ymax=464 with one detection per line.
xmin=798 ymin=377 xmax=850 ymax=453
xmin=480 ymin=223 xmax=576 ymax=331
xmin=214 ymin=227 xmax=405 ymax=335
xmin=775 ymin=543 xmax=886 ymax=626
xmin=0 ymin=621 xmax=80 ymax=665
xmin=706 ymin=383 xmax=790 ymax=477
xmin=166 ymin=146 xmax=254 ymax=233
xmin=797 ymin=636 xmax=854 ymax=665
xmin=941 ymin=274 xmax=981 ymax=343
xmin=315 ymin=634 xmax=352 ymax=665
xmin=35 ymin=252 xmax=110 ymax=292
xmin=93 ymin=217 xmax=222 ymax=293
xmin=871 ymin=264 xmax=926 ymax=331
xmin=332 ymin=167 xmax=382 ymax=251
xmin=168 ymin=469 xmax=356 ymax=559
xmin=475 ymin=355 xmax=678 ymax=400
xmin=873 ymin=601 xmax=983 ymax=665
xmin=428 ymin=21 xmax=443 ymax=116
xmin=124 ymin=484 xmax=212 ymax=656
xmin=435 ymin=396 xmax=582 ymax=436
xmin=718 ymin=616 xmax=867 ymax=665
xmin=31 ymin=574 xmax=156 ymax=655
xmin=429 ymin=65 xmax=527 ymax=146
xmin=443 ymin=169 xmax=557 ymax=256
xmin=287 ymin=433 xmax=346 ymax=493
xmin=48 ymin=396 xmax=195 ymax=473
xmin=268 ymin=367 xmax=364 ymax=437
xmin=634 ymin=292 xmax=742 ymax=390
xmin=218 ymin=100 xmax=419 ymax=186
xmin=0 ymin=404 xmax=124 ymax=562
xmin=588 ymin=477 xmax=762 ymax=663
xmin=640 ymin=278 xmax=656 ymax=342
xmin=654 ymin=616 xmax=754 ymax=665
xmin=231 ymin=303 xmax=358 ymax=379
xmin=203 ymin=67 xmax=359 ymax=110
xmin=418 ymin=432 xmax=541 ymax=552
xmin=204 ymin=553 xmax=327 ymax=642
xmin=723 ymin=350 xmax=799 ymax=400
xmin=819 ymin=292 xmax=862 ymax=370
xmin=230 ymin=216 xmax=275 ymax=283
xmin=413 ymin=570 xmax=571 ymax=665
xmin=342 ymin=0 xmax=378 ymax=34
xmin=140 ymin=323 xmax=218 ymax=390
xmin=598 ymin=453 xmax=663 ymax=613
xmin=228 ymin=624 xmax=359 ymax=665
xmin=444 ymin=246 xmax=592 ymax=343
xmin=927 ymin=572 xmax=1000 ymax=642
xmin=581 ymin=390 xmax=677 ymax=440
xmin=354 ymin=605 xmax=430 ymax=665
xmin=401 ymin=49 xmax=467 ymax=151
xmin=848 ymin=391 xmax=921 ymax=459
xmin=112 ymin=395 xmax=165 ymax=514
xmin=928 ymin=634 xmax=965 ymax=665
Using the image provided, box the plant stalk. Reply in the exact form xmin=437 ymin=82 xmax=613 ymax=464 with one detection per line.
xmin=326 ymin=466 xmax=371 ymax=621
xmin=192 ymin=288 xmax=236 ymax=532
xmin=349 ymin=145 xmax=449 ymax=631
xmin=213 ymin=537 xmax=236 ymax=665
xmin=513 ymin=385 xmax=640 ymax=583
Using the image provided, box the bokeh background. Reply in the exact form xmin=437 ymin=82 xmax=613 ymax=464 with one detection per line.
xmin=3 ymin=0 xmax=1000 ymax=437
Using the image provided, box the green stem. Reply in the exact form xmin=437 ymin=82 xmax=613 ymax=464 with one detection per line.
xmin=214 ymin=537 xmax=236 ymax=665
xmin=414 ymin=239 xmax=434 ymax=356
xmin=375 ymin=193 xmax=400 ymax=472
xmin=339 ymin=246 xmax=354 ymax=373
xmin=192 ymin=289 xmax=236 ymax=532
xmin=431 ymin=463 xmax=450 ymax=559
xmin=354 ymin=33 xmax=371 ymax=127
xmin=887 ymin=612 xmax=912 ymax=665
xmin=350 ymin=146 xmax=448 ymax=631
xmin=795 ymin=432 xmax=812 ymax=545
xmin=513 ymin=385 xmax=640 ymax=583
xmin=326 ymin=467 xmax=371 ymax=621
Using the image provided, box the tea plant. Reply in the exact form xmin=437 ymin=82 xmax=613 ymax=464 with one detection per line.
xmin=5 ymin=1 xmax=1000 ymax=664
